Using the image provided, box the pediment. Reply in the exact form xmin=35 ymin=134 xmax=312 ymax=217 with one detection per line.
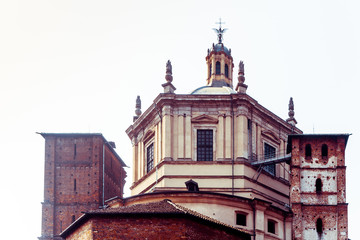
xmin=191 ymin=114 xmax=218 ymax=124
xmin=143 ymin=129 xmax=155 ymax=142
xmin=261 ymin=130 xmax=280 ymax=144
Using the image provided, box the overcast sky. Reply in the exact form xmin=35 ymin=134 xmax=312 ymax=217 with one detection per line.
xmin=0 ymin=0 xmax=359 ymax=239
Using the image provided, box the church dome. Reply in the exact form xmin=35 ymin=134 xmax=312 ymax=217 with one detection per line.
xmin=211 ymin=43 xmax=231 ymax=56
xmin=190 ymin=85 xmax=236 ymax=95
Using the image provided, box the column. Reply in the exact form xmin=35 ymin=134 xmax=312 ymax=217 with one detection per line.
xmin=225 ymin=115 xmax=232 ymax=159
xmin=185 ymin=115 xmax=192 ymax=159
xmin=237 ymin=115 xmax=248 ymax=158
xmin=217 ymin=114 xmax=224 ymax=159
xmin=172 ymin=114 xmax=178 ymax=160
xmin=255 ymin=207 xmax=265 ymax=240
xmin=132 ymin=139 xmax=138 ymax=182
xmin=178 ymin=114 xmax=184 ymax=159
xmin=162 ymin=106 xmax=172 ymax=161
xmin=257 ymin=125 xmax=262 ymax=159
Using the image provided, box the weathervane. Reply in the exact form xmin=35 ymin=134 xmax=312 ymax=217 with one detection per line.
xmin=213 ymin=18 xmax=227 ymax=44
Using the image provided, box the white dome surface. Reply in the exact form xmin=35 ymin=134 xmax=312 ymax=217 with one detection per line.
xmin=190 ymin=86 xmax=236 ymax=95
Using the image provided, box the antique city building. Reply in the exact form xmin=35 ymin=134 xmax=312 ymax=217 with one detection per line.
xmin=39 ymin=133 xmax=127 ymax=240
xmin=44 ymin=24 xmax=349 ymax=240
xmin=288 ymin=134 xmax=349 ymax=239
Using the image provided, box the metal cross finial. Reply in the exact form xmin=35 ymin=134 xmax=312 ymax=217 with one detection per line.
xmin=213 ymin=18 xmax=227 ymax=44
xmin=216 ymin=18 xmax=225 ymax=29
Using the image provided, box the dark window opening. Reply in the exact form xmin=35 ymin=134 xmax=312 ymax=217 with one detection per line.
xmin=236 ymin=213 xmax=247 ymax=226
xmin=248 ymin=119 xmax=255 ymax=161
xmin=268 ymin=219 xmax=276 ymax=234
xmin=225 ymin=64 xmax=229 ymax=78
xmin=264 ymin=143 xmax=276 ymax=175
xmin=74 ymin=144 xmax=77 ymax=159
xmin=316 ymin=178 xmax=322 ymax=193
xmin=185 ymin=179 xmax=199 ymax=192
xmin=322 ymin=144 xmax=328 ymax=158
xmin=209 ymin=63 xmax=212 ymax=77
xmin=216 ymin=61 xmax=221 ymax=75
xmin=73 ymin=179 xmax=77 ymax=191
xmin=72 ymin=215 xmax=76 ymax=223
xmin=305 ymin=144 xmax=312 ymax=159
xmin=197 ymin=130 xmax=213 ymax=161
xmin=146 ymin=143 xmax=154 ymax=173
xmin=316 ymin=218 xmax=323 ymax=234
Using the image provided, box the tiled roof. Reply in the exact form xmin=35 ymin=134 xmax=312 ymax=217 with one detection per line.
xmin=61 ymin=199 xmax=251 ymax=238
xmin=85 ymin=199 xmax=250 ymax=235
xmin=87 ymin=199 xmax=184 ymax=214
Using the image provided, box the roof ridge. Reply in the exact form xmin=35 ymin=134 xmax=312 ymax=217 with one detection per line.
xmin=168 ymin=201 xmax=250 ymax=234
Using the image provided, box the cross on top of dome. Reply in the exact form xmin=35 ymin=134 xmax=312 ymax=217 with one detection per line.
xmin=213 ymin=18 xmax=227 ymax=44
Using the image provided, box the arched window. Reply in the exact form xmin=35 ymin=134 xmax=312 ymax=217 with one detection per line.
xmin=209 ymin=63 xmax=212 ymax=77
xmin=225 ymin=64 xmax=229 ymax=78
xmin=316 ymin=178 xmax=322 ymax=193
xmin=305 ymin=144 xmax=312 ymax=159
xmin=316 ymin=218 xmax=323 ymax=234
xmin=321 ymin=144 xmax=328 ymax=158
xmin=216 ymin=61 xmax=221 ymax=75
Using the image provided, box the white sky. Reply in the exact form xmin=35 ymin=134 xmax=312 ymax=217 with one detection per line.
xmin=0 ymin=0 xmax=359 ymax=239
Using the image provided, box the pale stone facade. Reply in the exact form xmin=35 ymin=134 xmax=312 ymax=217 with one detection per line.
xmin=124 ymin=27 xmax=304 ymax=240
xmin=55 ymin=26 xmax=350 ymax=240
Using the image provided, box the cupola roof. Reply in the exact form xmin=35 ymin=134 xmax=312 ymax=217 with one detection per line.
xmin=210 ymin=43 xmax=231 ymax=56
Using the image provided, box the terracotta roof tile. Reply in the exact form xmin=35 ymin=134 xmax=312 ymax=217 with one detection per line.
xmin=86 ymin=199 xmax=250 ymax=235
xmin=87 ymin=199 xmax=183 ymax=214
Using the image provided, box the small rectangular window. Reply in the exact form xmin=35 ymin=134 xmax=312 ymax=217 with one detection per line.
xmin=268 ymin=219 xmax=276 ymax=234
xmin=236 ymin=213 xmax=247 ymax=226
xmin=264 ymin=143 xmax=276 ymax=175
xmin=197 ymin=130 xmax=213 ymax=161
xmin=146 ymin=143 xmax=154 ymax=173
xmin=74 ymin=144 xmax=77 ymax=159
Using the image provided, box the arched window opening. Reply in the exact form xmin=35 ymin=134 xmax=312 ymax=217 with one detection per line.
xmin=322 ymin=144 xmax=328 ymax=159
xmin=316 ymin=218 xmax=323 ymax=234
xmin=305 ymin=144 xmax=312 ymax=159
xmin=316 ymin=178 xmax=322 ymax=193
xmin=209 ymin=63 xmax=212 ymax=77
xmin=216 ymin=61 xmax=221 ymax=75
xmin=225 ymin=64 xmax=229 ymax=78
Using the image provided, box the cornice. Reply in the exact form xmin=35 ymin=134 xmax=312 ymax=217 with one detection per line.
xmin=126 ymin=92 xmax=302 ymax=139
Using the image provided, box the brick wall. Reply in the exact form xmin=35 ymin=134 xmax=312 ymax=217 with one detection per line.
xmin=66 ymin=215 xmax=250 ymax=240
xmin=40 ymin=134 xmax=126 ymax=240
xmin=290 ymin=135 xmax=348 ymax=240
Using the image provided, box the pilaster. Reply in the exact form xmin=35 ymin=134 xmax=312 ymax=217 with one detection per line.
xmin=225 ymin=114 xmax=232 ymax=159
xmin=217 ymin=114 xmax=224 ymax=159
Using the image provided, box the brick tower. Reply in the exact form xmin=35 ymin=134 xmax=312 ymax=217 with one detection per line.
xmin=39 ymin=133 xmax=127 ymax=240
xmin=288 ymin=134 xmax=349 ymax=240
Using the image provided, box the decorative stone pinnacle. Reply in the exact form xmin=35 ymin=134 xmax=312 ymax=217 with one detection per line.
xmin=162 ymin=60 xmax=176 ymax=93
xmin=238 ymin=61 xmax=245 ymax=84
xmin=286 ymin=97 xmax=297 ymax=126
xmin=288 ymin=97 xmax=294 ymax=118
xmin=235 ymin=60 xmax=247 ymax=94
xmin=133 ymin=96 xmax=142 ymax=122
xmin=165 ymin=60 xmax=173 ymax=82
